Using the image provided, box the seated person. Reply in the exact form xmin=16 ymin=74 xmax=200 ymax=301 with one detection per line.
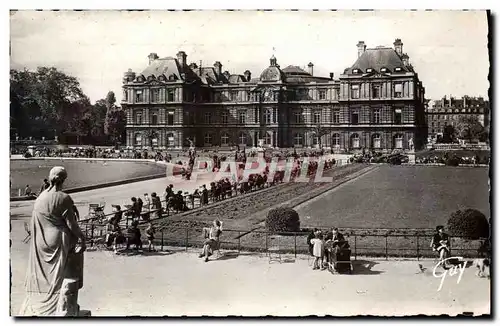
xmin=150 ymin=192 xmax=162 ymax=219
xmin=430 ymin=225 xmax=450 ymax=268
xmin=110 ymin=205 xmax=123 ymax=224
xmin=126 ymin=220 xmax=142 ymax=251
xmin=106 ymin=219 xmax=125 ymax=254
xmin=199 ymin=220 xmax=223 ymax=262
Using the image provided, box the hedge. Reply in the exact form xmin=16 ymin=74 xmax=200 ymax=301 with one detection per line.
xmin=266 ymin=207 xmax=301 ymax=234
xmin=447 ymin=208 xmax=489 ymax=240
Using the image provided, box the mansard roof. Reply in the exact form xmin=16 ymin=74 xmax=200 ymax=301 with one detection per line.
xmin=345 ymin=47 xmax=410 ymax=75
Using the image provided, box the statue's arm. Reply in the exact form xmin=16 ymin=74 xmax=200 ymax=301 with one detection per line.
xmin=63 ymin=197 xmax=85 ymax=242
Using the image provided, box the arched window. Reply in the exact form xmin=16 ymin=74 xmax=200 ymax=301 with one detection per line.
xmin=394 ymin=134 xmax=403 ymax=149
xmin=221 ymin=132 xmax=230 ymax=145
xmin=166 ymin=133 xmax=175 ymax=147
xmin=294 ymin=133 xmax=303 ymax=146
xmin=351 ymin=133 xmax=360 ymax=148
xmin=332 ymin=133 xmax=340 ymax=147
xmin=372 ymin=134 xmax=381 ymax=149
xmin=135 ymin=133 xmax=142 ymax=146
xmin=238 ymin=132 xmax=247 ymax=145
xmin=264 ymin=132 xmax=272 ymax=145
xmin=204 ymin=133 xmax=212 ymax=145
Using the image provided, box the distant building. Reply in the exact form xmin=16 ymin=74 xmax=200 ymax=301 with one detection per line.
xmin=122 ymin=38 xmax=426 ymax=152
xmin=426 ymin=95 xmax=490 ymax=140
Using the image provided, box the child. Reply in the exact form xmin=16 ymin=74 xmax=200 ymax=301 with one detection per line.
xmin=145 ymin=223 xmax=156 ymax=252
xmin=310 ymin=231 xmax=325 ymax=270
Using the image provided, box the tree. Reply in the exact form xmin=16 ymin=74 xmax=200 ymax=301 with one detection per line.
xmin=456 ymin=116 xmax=485 ymax=143
xmin=441 ymin=124 xmax=456 ymax=143
xmin=104 ymin=91 xmax=117 ymax=135
xmin=106 ymin=110 xmax=126 ymax=145
xmin=310 ymin=124 xmax=330 ymax=148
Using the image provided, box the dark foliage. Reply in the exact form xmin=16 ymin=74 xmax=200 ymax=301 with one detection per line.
xmin=447 ymin=209 xmax=489 ymax=239
xmin=266 ymin=207 xmax=301 ymax=233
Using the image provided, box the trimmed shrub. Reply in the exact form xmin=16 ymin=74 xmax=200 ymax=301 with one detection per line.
xmin=266 ymin=207 xmax=300 ymax=233
xmin=447 ymin=209 xmax=489 ymax=239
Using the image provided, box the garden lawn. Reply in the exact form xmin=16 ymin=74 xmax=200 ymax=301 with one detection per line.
xmin=295 ymin=165 xmax=490 ymax=229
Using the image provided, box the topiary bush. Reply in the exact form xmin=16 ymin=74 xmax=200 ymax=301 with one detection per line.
xmin=266 ymin=207 xmax=300 ymax=234
xmin=447 ymin=209 xmax=489 ymax=239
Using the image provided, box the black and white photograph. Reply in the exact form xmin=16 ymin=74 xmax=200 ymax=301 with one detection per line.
xmin=8 ymin=8 xmax=492 ymax=317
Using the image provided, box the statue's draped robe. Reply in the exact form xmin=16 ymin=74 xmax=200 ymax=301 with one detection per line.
xmin=19 ymin=189 xmax=76 ymax=316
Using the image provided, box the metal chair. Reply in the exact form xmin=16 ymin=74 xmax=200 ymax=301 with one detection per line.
xmin=268 ymin=236 xmax=282 ymax=264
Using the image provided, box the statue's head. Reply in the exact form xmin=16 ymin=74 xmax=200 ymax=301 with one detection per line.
xmin=49 ymin=166 xmax=67 ymax=187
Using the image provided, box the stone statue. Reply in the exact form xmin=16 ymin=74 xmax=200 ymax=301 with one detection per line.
xmin=19 ymin=167 xmax=87 ymax=316
xmin=408 ymin=137 xmax=414 ymax=151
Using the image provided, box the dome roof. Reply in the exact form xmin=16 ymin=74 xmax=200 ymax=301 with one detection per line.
xmin=260 ymin=55 xmax=284 ymax=82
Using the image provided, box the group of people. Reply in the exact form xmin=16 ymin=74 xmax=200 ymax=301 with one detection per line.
xmin=307 ymin=228 xmax=349 ymax=271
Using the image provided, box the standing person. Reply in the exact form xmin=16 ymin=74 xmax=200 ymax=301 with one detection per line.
xmin=145 ymin=223 xmax=156 ymax=252
xmin=39 ymin=179 xmax=50 ymax=194
xmin=24 ymin=185 xmax=33 ymax=197
xmin=19 ymin=167 xmax=86 ymax=316
xmin=307 ymin=228 xmax=319 ymax=256
xmin=430 ymin=225 xmax=451 ymax=269
xmin=201 ymin=185 xmax=209 ymax=205
xmin=310 ymin=231 xmax=325 ymax=270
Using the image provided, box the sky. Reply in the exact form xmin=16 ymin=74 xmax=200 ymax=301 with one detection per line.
xmin=10 ymin=10 xmax=490 ymax=104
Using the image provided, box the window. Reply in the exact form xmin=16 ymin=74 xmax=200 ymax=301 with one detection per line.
xmin=394 ymin=108 xmax=402 ymax=124
xmin=135 ymin=133 xmax=142 ymax=146
xmin=166 ymin=88 xmax=175 ymax=102
xmin=373 ymin=109 xmax=381 ymax=124
xmin=294 ymin=111 xmax=302 ymax=124
xmin=394 ymin=134 xmax=403 ymax=149
xmin=313 ymin=111 xmax=321 ymax=124
xmin=381 ymin=68 xmax=387 ymax=73
xmin=264 ymin=132 xmax=272 ymax=145
xmin=264 ymin=109 xmax=272 ymax=124
xmin=123 ymin=90 xmax=128 ymax=102
xmin=135 ymin=90 xmax=143 ymax=103
xmin=335 ymin=89 xmax=340 ymax=99
xmin=312 ymin=135 xmax=319 ymax=146
xmin=246 ymin=91 xmax=252 ymax=101
xmin=151 ymin=137 xmax=158 ymax=147
xmin=351 ymin=110 xmax=359 ymax=125
xmin=394 ymin=83 xmax=403 ymax=98
xmin=221 ymin=111 xmax=228 ymax=124
xmin=332 ymin=133 xmax=340 ymax=147
xmin=167 ymin=112 xmax=174 ymax=125
xmin=204 ymin=112 xmax=212 ymax=124
xmin=351 ymin=85 xmax=360 ymax=99
xmin=204 ymin=133 xmax=212 ymax=145
xmin=152 ymin=89 xmax=160 ymax=102
xmin=238 ymin=111 xmax=246 ymax=124
xmin=230 ymin=91 xmax=238 ymax=101
xmin=166 ymin=133 xmax=175 ymax=147
xmin=372 ymin=134 xmax=381 ymax=149
xmin=351 ymin=133 xmax=360 ymax=148
xmin=221 ymin=133 xmax=229 ymax=145
xmin=332 ymin=109 xmax=340 ymax=124
xmin=319 ymin=89 xmax=326 ymax=100
xmin=151 ymin=113 xmax=158 ymax=125
xmin=238 ymin=132 xmax=247 ymax=145
xmin=294 ymin=133 xmax=303 ymax=146
xmin=135 ymin=112 xmax=143 ymax=124
xmin=366 ymin=68 xmax=373 ymax=73
xmin=372 ymin=84 xmax=381 ymax=99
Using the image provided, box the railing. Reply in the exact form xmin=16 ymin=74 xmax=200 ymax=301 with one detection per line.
xmin=80 ymin=218 xmax=487 ymax=260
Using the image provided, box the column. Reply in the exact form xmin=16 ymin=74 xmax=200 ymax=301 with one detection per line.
xmin=177 ymin=130 xmax=184 ymax=148
xmin=250 ymin=131 xmax=256 ymax=147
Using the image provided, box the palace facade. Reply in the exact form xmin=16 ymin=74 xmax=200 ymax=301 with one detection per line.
xmin=426 ymin=95 xmax=490 ymax=140
xmin=122 ymin=38 xmax=427 ymax=152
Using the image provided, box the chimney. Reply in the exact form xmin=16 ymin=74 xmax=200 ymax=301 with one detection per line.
xmin=357 ymin=41 xmax=366 ymax=58
xmin=307 ymin=62 xmax=314 ymax=76
xmin=401 ymin=53 xmax=409 ymax=66
xmin=244 ymin=70 xmax=251 ymax=82
xmin=176 ymin=51 xmax=187 ymax=66
xmin=329 ymin=72 xmax=334 ymax=80
xmin=123 ymin=68 xmax=136 ymax=84
xmin=463 ymin=96 xmax=467 ymax=108
xmin=189 ymin=62 xmax=198 ymax=70
xmin=393 ymin=39 xmax=403 ymax=56
xmin=214 ymin=61 xmax=222 ymax=76
xmin=148 ymin=53 xmax=159 ymax=65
